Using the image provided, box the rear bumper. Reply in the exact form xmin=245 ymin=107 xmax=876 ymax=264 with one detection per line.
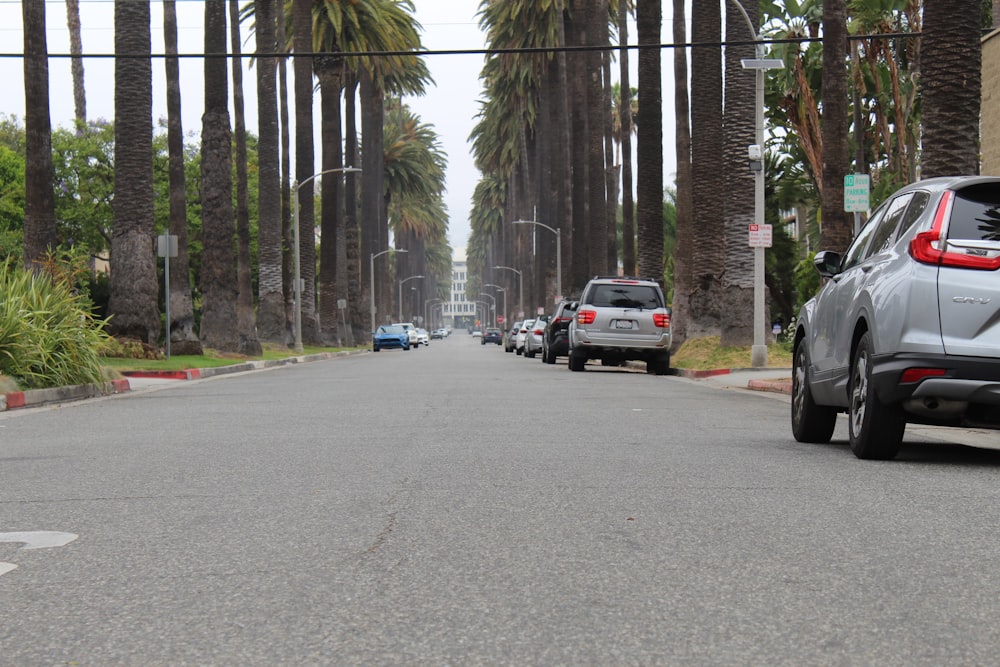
xmin=872 ymin=353 xmax=1000 ymax=405
xmin=570 ymin=329 xmax=671 ymax=355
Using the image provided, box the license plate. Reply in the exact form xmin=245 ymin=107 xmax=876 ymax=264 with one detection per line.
xmin=613 ymin=320 xmax=634 ymax=330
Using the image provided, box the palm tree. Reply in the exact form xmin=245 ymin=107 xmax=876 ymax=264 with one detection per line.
xmin=636 ymin=0 xmax=663 ymax=284
xmin=671 ymin=0 xmax=693 ymax=346
xmin=688 ymin=0 xmax=725 ymax=338
xmin=66 ymin=0 xmax=86 ymax=124
xmin=292 ymin=0 xmax=319 ymax=343
xmin=199 ymin=0 xmax=239 ymax=351
xmin=617 ymin=0 xmax=636 ymax=277
xmin=162 ymin=0 xmax=202 ymax=355
xmin=21 ymin=0 xmax=56 ymax=271
xmin=252 ymin=0 xmax=285 ymax=344
xmin=229 ymin=0 xmax=261 ymax=355
xmin=108 ymin=0 xmax=159 ymax=343
xmin=921 ymin=0 xmax=983 ymax=177
xmin=720 ymin=0 xmax=758 ymax=346
xmin=820 ymin=0 xmax=852 ymax=252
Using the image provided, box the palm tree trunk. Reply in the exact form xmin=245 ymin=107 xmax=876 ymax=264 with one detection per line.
xmin=229 ymin=0 xmax=261 ymax=355
xmin=66 ymin=0 xmax=86 ymax=124
xmin=921 ymin=0 xmax=982 ymax=177
xmin=22 ymin=0 xmax=57 ymax=271
xmin=687 ymin=0 xmax=724 ymax=338
xmin=254 ymin=0 xmax=285 ymax=344
xmin=820 ymin=0 xmax=853 ymax=252
xmin=292 ymin=0 xmax=320 ymax=344
xmin=277 ymin=3 xmax=293 ymax=344
xmin=316 ymin=60 xmax=345 ymax=344
xmin=162 ymin=0 xmax=202 ymax=355
xmin=670 ymin=0 xmax=693 ymax=347
xmin=568 ymin=7 xmax=590 ymax=291
xmin=720 ymin=0 xmax=757 ymax=347
xmin=618 ymin=0 xmax=635 ymax=277
xmin=345 ymin=74 xmax=364 ymax=342
xmin=586 ymin=0 xmax=608 ymax=276
xmin=636 ymin=0 xmax=663 ymax=283
xmin=199 ymin=0 xmax=239 ymax=352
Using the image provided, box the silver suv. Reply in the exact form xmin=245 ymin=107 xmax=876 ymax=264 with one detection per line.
xmin=792 ymin=176 xmax=1000 ymax=459
xmin=567 ymin=276 xmax=672 ymax=374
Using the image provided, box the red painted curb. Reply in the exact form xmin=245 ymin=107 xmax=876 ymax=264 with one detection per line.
xmin=121 ymin=369 xmax=199 ymax=380
xmin=678 ymin=368 xmax=732 ymax=379
xmin=5 ymin=391 xmax=25 ymax=409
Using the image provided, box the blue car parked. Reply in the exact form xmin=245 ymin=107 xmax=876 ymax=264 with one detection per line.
xmin=373 ymin=324 xmax=410 ymax=351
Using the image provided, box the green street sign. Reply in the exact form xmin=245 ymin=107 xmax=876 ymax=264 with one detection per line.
xmin=844 ymin=173 xmax=870 ymax=212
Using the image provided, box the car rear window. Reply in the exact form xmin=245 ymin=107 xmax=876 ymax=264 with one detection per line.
xmin=589 ymin=284 xmax=662 ymax=309
xmin=948 ymin=184 xmax=1000 ymax=241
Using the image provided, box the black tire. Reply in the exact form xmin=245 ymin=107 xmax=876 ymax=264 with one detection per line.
xmin=402 ymin=344 xmax=409 ymax=351
xmin=516 ymin=347 xmax=522 ymax=356
xmin=791 ymin=342 xmax=837 ymax=443
xmin=544 ymin=347 xmax=555 ymax=364
xmin=848 ymin=331 xmax=905 ymax=459
xmin=568 ymin=349 xmax=587 ymax=372
xmin=373 ymin=347 xmax=380 ymax=352
xmin=646 ymin=352 xmax=670 ymax=376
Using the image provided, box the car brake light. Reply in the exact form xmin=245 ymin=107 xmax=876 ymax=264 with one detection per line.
xmin=910 ymin=190 xmax=1000 ymax=270
xmin=577 ymin=309 xmax=596 ymax=324
xmin=533 ymin=328 xmax=543 ymax=335
xmin=899 ymin=368 xmax=947 ymax=383
xmin=653 ymin=312 xmax=671 ymax=328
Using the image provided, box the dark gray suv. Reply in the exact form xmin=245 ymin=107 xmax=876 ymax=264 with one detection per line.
xmin=567 ymin=276 xmax=672 ymax=374
xmin=792 ymin=176 xmax=1000 ymax=459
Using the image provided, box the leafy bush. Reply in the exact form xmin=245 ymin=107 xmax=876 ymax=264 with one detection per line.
xmin=0 ymin=261 xmax=111 ymax=388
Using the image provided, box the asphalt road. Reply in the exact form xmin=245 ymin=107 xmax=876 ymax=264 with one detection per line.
xmin=2 ymin=333 xmax=1000 ymax=666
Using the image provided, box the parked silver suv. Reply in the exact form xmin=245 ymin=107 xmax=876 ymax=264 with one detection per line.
xmin=568 ymin=276 xmax=672 ymax=374
xmin=792 ymin=176 xmax=1000 ymax=459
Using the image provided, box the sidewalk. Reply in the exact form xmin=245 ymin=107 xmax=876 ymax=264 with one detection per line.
xmin=674 ymin=367 xmax=792 ymax=395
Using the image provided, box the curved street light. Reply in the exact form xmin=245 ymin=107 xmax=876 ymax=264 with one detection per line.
xmin=370 ymin=247 xmax=407 ymax=333
xmin=513 ymin=219 xmax=561 ymax=304
xmin=484 ymin=284 xmax=506 ymax=325
xmin=493 ymin=265 xmax=523 ymax=318
xmin=292 ymin=166 xmax=362 ymax=352
xmin=478 ymin=293 xmax=496 ymax=328
xmin=399 ymin=275 xmax=424 ymax=322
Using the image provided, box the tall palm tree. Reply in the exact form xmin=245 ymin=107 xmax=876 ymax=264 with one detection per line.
xmin=252 ymin=0 xmax=285 ymax=344
xmin=671 ymin=0 xmax=693 ymax=346
xmin=21 ymin=0 xmax=56 ymax=271
xmin=292 ymin=0 xmax=319 ymax=343
xmin=66 ymin=0 xmax=86 ymax=124
xmin=162 ymin=0 xmax=202 ymax=355
xmin=199 ymin=0 xmax=239 ymax=351
xmin=921 ymin=0 xmax=982 ymax=177
xmin=820 ymin=0 xmax=852 ymax=252
xmin=618 ymin=0 xmax=635 ymax=277
xmin=687 ymin=0 xmax=724 ymax=338
xmin=720 ymin=0 xmax=758 ymax=347
xmin=586 ymin=0 xmax=609 ymax=277
xmin=108 ymin=0 xmax=159 ymax=343
xmin=636 ymin=0 xmax=663 ymax=284
xmin=229 ymin=0 xmax=261 ymax=355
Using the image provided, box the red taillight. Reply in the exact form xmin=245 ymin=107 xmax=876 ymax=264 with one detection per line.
xmin=899 ymin=368 xmax=947 ymax=383
xmin=577 ymin=309 xmax=596 ymax=324
xmin=910 ymin=191 xmax=1000 ymax=270
xmin=653 ymin=312 xmax=671 ymax=328
xmin=533 ymin=328 xmax=543 ymax=335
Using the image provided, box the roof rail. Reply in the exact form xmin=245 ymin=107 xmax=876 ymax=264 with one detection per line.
xmin=590 ymin=275 xmax=651 ymax=281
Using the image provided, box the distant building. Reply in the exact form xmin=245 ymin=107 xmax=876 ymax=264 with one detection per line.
xmin=442 ymin=251 xmax=477 ymax=329
xmin=984 ymin=28 xmax=1000 ymax=175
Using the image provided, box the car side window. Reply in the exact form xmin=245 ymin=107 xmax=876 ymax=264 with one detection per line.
xmin=863 ymin=193 xmax=912 ymax=259
xmin=895 ymin=191 xmax=930 ymax=240
xmin=841 ymin=207 xmax=884 ymax=271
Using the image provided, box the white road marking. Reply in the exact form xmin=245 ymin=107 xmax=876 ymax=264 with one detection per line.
xmin=0 ymin=532 xmax=78 ymax=578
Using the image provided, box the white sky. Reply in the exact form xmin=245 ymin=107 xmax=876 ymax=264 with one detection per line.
xmin=0 ymin=0 xmax=678 ymax=255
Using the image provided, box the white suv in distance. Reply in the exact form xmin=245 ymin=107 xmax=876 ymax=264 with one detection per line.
xmin=791 ymin=176 xmax=1000 ymax=460
xmin=392 ymin=322 xmax=419 ymax=349
xmin=567 ymin=276 xmax=672 ymax=374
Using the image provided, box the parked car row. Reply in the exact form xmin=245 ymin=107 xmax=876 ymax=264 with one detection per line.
xmin=372 ymin=322 xmax=438 ymax=351
xmin=493 ymin=276 xmax=674 ymax=375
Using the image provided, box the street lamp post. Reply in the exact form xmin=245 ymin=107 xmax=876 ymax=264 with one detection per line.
xmin=513 ymin=219 xmax=561 ymax=304
xmin=370 ymin=247 xmax=407 ymax=334
xmin=479 ymin=293 xmax=496 ymax=328
xmin=730 ymin=0 xmax=782 ymax=368
xmin=424 ymin=298 xmax=442 ymax=330
xmin=484 ymin=284 xmax=506 ymax=325
xmin=292 ymin=166 xmax=362 ymax=353
xmin=493 ymin=265 xmax=523 ymax=318
xmin=399 ymin=274 xmax=424 ymax=322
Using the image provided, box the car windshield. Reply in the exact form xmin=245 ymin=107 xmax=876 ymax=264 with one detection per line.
xmin=590 ymin=284 xmax=662 ymax=309
xmin=381 ymin=325 xmax=404 ymax=334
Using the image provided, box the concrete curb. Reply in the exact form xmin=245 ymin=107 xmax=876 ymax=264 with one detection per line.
xmin=1 ymin=350 xmax=364 ymax=412
xmin=747 ymin=378 xmax=793 ymax=395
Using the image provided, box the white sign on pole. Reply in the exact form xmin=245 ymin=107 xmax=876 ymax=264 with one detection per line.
xmin=748 ymin=223 xmax=772 ymax=248
xmin=844 ymin=173 xmax=871 ymax=212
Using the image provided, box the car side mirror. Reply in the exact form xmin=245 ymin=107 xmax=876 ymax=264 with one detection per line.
xmin=813 ymin=250 xmax=842 ymax=279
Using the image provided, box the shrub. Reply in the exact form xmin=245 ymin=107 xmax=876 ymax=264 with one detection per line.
xmin=0 ymin=261 xmax=111 ymax=389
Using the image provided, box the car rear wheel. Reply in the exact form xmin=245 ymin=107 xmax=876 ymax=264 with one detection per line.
xmin=569 ymin=349 xmax=587 ymax=372
xmin=544 ymin=347 xmax=555 ymax=364
xmin=791 ymin=342 xmax=836 ymax=443
xmin=646 ymin=353 xmax=670 ymax=376
xmin=848 ymin=331 xmax=905 ymax=459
